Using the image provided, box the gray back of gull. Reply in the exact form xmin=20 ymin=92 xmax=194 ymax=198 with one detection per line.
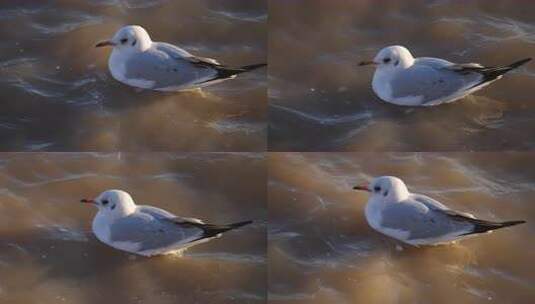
xmin=410 ymin=193 xmax=449 ymax=210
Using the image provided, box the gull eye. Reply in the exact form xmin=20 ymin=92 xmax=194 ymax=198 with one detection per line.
xmin=383 ymin=58 xmax=391 ymax=64
xmin=373 ymin=186 xmax=381 ymax=192
xmin=102 ymin=199 xmax=109 ymax=205
xmin=120 ymin=38 xmax=128 ymax=44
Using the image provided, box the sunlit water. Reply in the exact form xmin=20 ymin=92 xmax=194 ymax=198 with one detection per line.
xmin=0 ymin=153 xmax=266 ymax=303
xmin=269 ymin=0 xmax=535 ymax=151
xmin=268 ymin=152 xmax=535 ymax=303
xmin=0 ymin=0 xmax=267 ymax=151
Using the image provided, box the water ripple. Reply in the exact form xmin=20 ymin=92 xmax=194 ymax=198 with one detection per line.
xmin=208 ymin=9 xmax=267 ymax=23
xmin=270 ymin=103 xmax=373 ymax=126
xmin=30 ymin=12 xmax=102 ymax=35
xmin=187 ymin=252 xmax=266 ymax=264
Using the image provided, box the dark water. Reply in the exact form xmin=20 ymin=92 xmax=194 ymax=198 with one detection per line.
xmin=268 ymin=152 xmax=535 ymax=303
xmin=0 ymin=0 xmax=267 ymax=151
xmin=269 ymin=0 xmax=535 ymax=151
xmin=0 ymin=153 xmax=266 ymax=303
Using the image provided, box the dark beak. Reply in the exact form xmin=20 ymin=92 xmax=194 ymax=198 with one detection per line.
xmin=95 ymin=40 xmax=115 ymax=48
xmin=358 ymin=60 xmax=377 ymax=66
xmin=81 ymin=198 xmax=97 ymax=204
xmin=353 ymin=183 xmax=371 ymax=192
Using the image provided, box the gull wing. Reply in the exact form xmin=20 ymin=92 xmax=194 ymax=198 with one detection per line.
xmin=108 ymin=212 xmax=204 ymax=252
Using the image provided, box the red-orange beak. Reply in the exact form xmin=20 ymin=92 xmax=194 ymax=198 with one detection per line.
xmin=353 ymin=183 xmax=370 ymax=192
xmin=95 ymin=40 xmax=115 ymax=48
xmin=80 ymin=198 xmax=96 ymax=205
xmin=358 ymin=60 xmax=378 ymax=66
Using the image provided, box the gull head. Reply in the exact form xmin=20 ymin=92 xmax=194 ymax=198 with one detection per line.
xmin=353 ymin=176 xmax=410 ymax=202
xmin=359 ymin=45 xmax=415 ymax=70
xmin=81 ymin=189 xmax=137 ymax=218
xmin=95 ymin=25 xmax=152 ymax=52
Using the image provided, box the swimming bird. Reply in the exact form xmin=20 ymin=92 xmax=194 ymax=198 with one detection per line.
xmin=359 ymin=45 xmax=531 ymax=106
xmin=81 ymin=189 xmax=252 ymax=256
xmin=95 ymin=25 xmax=266 ymax=91
xmin=353 ymin=176 xmax=525 ymax=246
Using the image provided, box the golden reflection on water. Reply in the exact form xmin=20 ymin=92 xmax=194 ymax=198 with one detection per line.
xmin=268 ymin=0 xmax=535 ymax=151
xmin=0 ymin=0 xmax=267 ymax=151
xmin=0 ymin=153 xmax=266 ymax=303
xmin=268 ymin=152 xmax=535 ymax=303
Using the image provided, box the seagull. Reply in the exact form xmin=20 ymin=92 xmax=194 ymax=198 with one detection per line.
xmin=81 ymin=189 xmax=252 ymax=256
xmin=353 ymin=176 xmax=525 ymax=246
xmin=359 ymin=45 xmax=531 ymax=106
xmin=95 ymin=25 xmax=266 ymax=91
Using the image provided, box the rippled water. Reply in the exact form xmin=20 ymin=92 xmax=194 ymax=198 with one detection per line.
xmin=268 ymin=152 xmax=535 ymax=303
xmin=0 ymin=0 xmax=267 ymax=151
xmin=0 ymin=153 xmax=266 ymax=303
xmin=269 ymin=0 xmax=535 ymax=151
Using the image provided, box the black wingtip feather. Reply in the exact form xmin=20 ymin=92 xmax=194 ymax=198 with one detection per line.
xmin=507 ymin=58 xmax=532 ymax=69
xmin=229 ymin=220 xmax=254 ymax=228
xmin=239 ymin=63 xmax=267 ymax=71
xmin=466 ymin=57 xmax=531 ymax=89
xmin=200 ymin=220 xmax=253 ymax=238
xmin=498 ymin=220 xmax=526 ymax=227
xmin=198 ymin=63 xmax=266 ymax=84
xmin=217 ymin=63 xmax=266 ymax=77
xmin=462 ymin=219 xmax=526 ymax=236
xmin=487 ymin=57 xmax=531 ymax=77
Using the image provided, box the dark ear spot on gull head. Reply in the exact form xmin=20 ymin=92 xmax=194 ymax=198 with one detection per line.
xmin=109 ymin=25 xmax=153 ymax=52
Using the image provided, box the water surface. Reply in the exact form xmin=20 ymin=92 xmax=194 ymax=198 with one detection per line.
xmin=0 ymin=152 xmax=266 ymax=303
xmin=268 ymin=152 xmax=534 ymax=303
xmin=0 ymin=0 xmax=267 ymax=151
xmin=269 ymin=0 xmax=535 ymax=151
